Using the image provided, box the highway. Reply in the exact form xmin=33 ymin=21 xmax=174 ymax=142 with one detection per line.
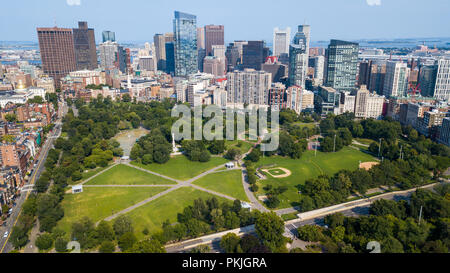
xmin=0 ymin=101 xmax=66 ymax=253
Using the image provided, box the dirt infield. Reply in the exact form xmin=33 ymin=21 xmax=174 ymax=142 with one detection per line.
xmin=359 ymin=162 xmax=379 ymax=170
xmin=261 ymin=167 xmax=292 ymax=178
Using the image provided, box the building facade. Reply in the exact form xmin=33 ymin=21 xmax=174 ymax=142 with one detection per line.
xmin=72 ymin=21 xmax=98 ymax=70
xmin=325 ymin=40 xmax=359 ymax=92
xmin=174 ymin=11 xmax=198 ymax=77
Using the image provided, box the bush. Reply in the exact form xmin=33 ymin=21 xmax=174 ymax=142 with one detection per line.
xmin=35 ymin=233 xmax=54 ymax=251
xmin=99 ymin=241 xmax=116 ymax=253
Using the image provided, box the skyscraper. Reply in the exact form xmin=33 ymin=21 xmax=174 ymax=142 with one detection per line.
xmin=37 ymin=27 xmax=76 ymax=88
xmin=383 ymin=61 xmax=410 ymax=98
xmin=173 ymin=11 xmax=198 ymax=77
xmin=72 ymin=21 xmax=98 ymax=70
xmin=226 ymin=69 xmax=272 ymax=105
xmin=325 ymin=40 xmax=359 ymax=92
xmin=197 ymin=27 xmax=205 ymax=50
xmin=418 ymin=64 xmax=438 ymax=97
xmin=165 ymin=41 xmax=175 ymax=75
xmin=204 ymin=25 xmax=224 ymax=56
xmin=102 ymin=31 xmax=116 ymax=42
xmin=273 ymin=27 xmax=290 ymax=57
xmin=242 ymin=41 xmax=269 ymax=71
xmin=154 ymin=34 xmax=166 ymax=71
xmin=288 ymin=25 xmax=311 ymax=88
xmin=289 ymin=45 xmax=308 ymax=88
xmin=293 ymin=25 xmax=310 ymax=54
xmin=434 ymin=57 xmax=450 ymax=102
xmin=99 ymin=41 xmax=119 ymax=70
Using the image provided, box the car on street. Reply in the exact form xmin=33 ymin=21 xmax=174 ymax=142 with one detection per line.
xmin=3 ymin=231 xmax=8 ymax=238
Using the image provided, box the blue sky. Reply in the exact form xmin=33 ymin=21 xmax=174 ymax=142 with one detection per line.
xmin=0 ymin=0 xmax=449 ymax=43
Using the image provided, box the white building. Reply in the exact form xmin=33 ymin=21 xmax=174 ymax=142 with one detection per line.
xmin=383 ymin=61 xmax=410 ymax=98
xmin=226 ymin=69 xmax=272 ymax=106
xmin=355 ymin=85 xmax=385 ymax=119
xmin=434 ymin=57 xmax=450 ymax=102
xmin=99 ymin=41 xmax=119 ymax=70
xmin=273 ymin=27 xmax=291 ymax=57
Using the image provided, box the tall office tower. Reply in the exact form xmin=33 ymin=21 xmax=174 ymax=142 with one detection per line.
xmin=268 ymin=83 xmax=287 ymax=111
xmin=354 ymin=85 xmax=385 ymax=119
xmin=102 ymin=31 xmax=116 ymax=42
xmin=225 ymin=43 xmax=241 ymax=72
xmin=313 ymin=55 xmax=325 ymax=85
xmin=367 ymin=64 xmax=386 ymax=95
xmin=197 ymin=27 xmax=205 ymax=49
xmin=285 ymin=85 xmax=303 ymax=114
xmin=164 ymin=33 xmax=174 ymax=43
xmin=115 ymin=45 xmax=127 ymax=73
xmin=289 ymin=45 xmax=308 ymax=88
xmin=72 ymin=21 xmax=98 ymax=70
xmin=273 ymin=27 xmax=291 ymax=57
xmin=99 ymin=41 xmax=119 ymax=70
xmin=288 ymin=25 xmax=311 ymax=88
xmin=154 ymin=34 xmax=166 ymax=71
xmin=418 ymin=64 xmax=438 ymax=97
xmin=325 ymin=40 xmax=359 ymax=92
xmin=226 ymin=69 xmax=272 ymax=105
xmin=198 ymin=48 xmax=206 ymax=72
xmin=37 ymin=27 xmax=76 ymax=88
xmin=434 ymin=57 xmax=450 ymax=102
xmin=293 ymin=25 xmax=311 ymax=53
xmin=383 ymin=61 xmax=410 ymax=98
xmin=165 ymin=42 xmax=175 ymax=75
xmin=173 ymin=11 xmax=198 ymax=77
xmin=204 ymin=25 xmax=224 ymax=56
xmin=242 ymin=41 xmax=269 ymax=71
xmin=358 ymin=60 xmax=372 ymax=87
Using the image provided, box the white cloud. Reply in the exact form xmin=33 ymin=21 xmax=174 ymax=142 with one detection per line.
xmin=366 ymin=0 xmax=381 ymax=6
xmin=67 ymin=0 xmax=81 ymax=6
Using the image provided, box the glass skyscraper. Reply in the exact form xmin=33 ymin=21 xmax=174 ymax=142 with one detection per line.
xmin=325 ymin=39 xmax=359 ymax=92
xmin=173 ymin=11 xmax=198 ymax=77
xmin=102 ymin=31 xmax=116 ymax=43
xmin=288 ymin=25 xmax=310 ymax=88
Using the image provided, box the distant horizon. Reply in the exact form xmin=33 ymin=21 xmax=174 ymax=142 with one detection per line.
xmin=1 ymin=36 xmax=450 ymax=46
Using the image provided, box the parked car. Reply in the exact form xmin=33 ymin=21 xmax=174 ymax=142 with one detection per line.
xmin=3 ymin=231 xmax=8 ymax=238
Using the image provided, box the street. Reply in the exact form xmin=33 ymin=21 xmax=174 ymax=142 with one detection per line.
xmin=0 ymin=101 xmax=66 ymax=253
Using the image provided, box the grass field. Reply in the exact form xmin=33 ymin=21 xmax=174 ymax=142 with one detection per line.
xmin=131 ymin=156 xmax=228 ymax=181
xmin=125 ymin=187 xmax=232 ymax=239
xmin=193 ymin=170 xmax=249 ymax=202
xmin=226 ymin=140 xmax=254 ymax=154
xmin=81 ymin=164 xmax=113 ymax=181
xmin=256 ymin=146 xmax=376 ymax=209
xmin=58 ymin=187 xmax=169 ymax=233
xmin=292 ymin=122 xmax=318 ymax=129
xmin=85 ymin=164 xmax=176 ymax=185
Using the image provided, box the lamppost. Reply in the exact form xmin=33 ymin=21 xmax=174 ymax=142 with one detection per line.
xmin=333 ymin=134 xmax=337 ymax=153
xmin=378 ymin=138 xmax=382 ymax=157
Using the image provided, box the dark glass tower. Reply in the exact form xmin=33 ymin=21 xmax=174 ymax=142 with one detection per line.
xmin=325 ymin=39 xmax=359 ymax=92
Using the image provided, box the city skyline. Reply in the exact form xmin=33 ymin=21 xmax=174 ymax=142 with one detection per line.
xmin=1 ymin=0 xmax=449 ymax=43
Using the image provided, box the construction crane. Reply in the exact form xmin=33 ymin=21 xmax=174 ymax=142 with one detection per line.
xmin=408 ymin=82 xmax=422 ymax=96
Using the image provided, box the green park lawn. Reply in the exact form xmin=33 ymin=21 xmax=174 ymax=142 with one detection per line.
xmin=125 ymin=187 xmax=231 ymax=239
xmin=58 ymin=187 xmax=169 ymax=233
xmin=226 ymin=140 xmax=254 ymax=154
xmin=255 ymin=146 xmax=376 ymax=209
xmin=85 ymin=164 xmax=176 ymax=185
xmin=131 ymin=155 xmax=228 ymax=181
xmin=193 ymin=170 xmax=249 ymax=202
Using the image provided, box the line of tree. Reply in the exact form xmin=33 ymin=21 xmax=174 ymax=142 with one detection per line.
xmin=294 ymin=184 xmax=449 ymax=253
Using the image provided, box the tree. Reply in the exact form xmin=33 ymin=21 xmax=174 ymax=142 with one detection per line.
xmin=220 ymin=233 xmax=241 ymax=253
xmin=4 ymin=113 xmax=17 ymax=123
xmin=113 ymin=215 xmax=134 ymax=237
xmin=35 ymin=233 xmax=54 ymax=251
xmin=255 ymin=212 xmax=285 ymax=251
xmin=225 ymin=148 xmax=241 ymax=161
xmin=55 ymin=237 xmax=68 ymax=253
xmin=297 ymin=225 xmax=324 ymax=242
xmin=99 ymin=241 xmax=116 ymax=253
xmin=10 ymin=226 xmax=28 ymax=249
xmin=96 ymin=221 xmax=115 ymax=243
xmin=118 ymin=232 xmax=137 ymax=251
xmin=128 ymin=238 xmax=166 ymax=253
xmin=324 ymin=213 xmax=345 ymax=229
xmin=71 ymin=217 xmax=98 ymax=249
xmin=240 ymin=234 xmax=261 ymax=253
xmin=246 ymin=148 xmax=261 ymax=162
